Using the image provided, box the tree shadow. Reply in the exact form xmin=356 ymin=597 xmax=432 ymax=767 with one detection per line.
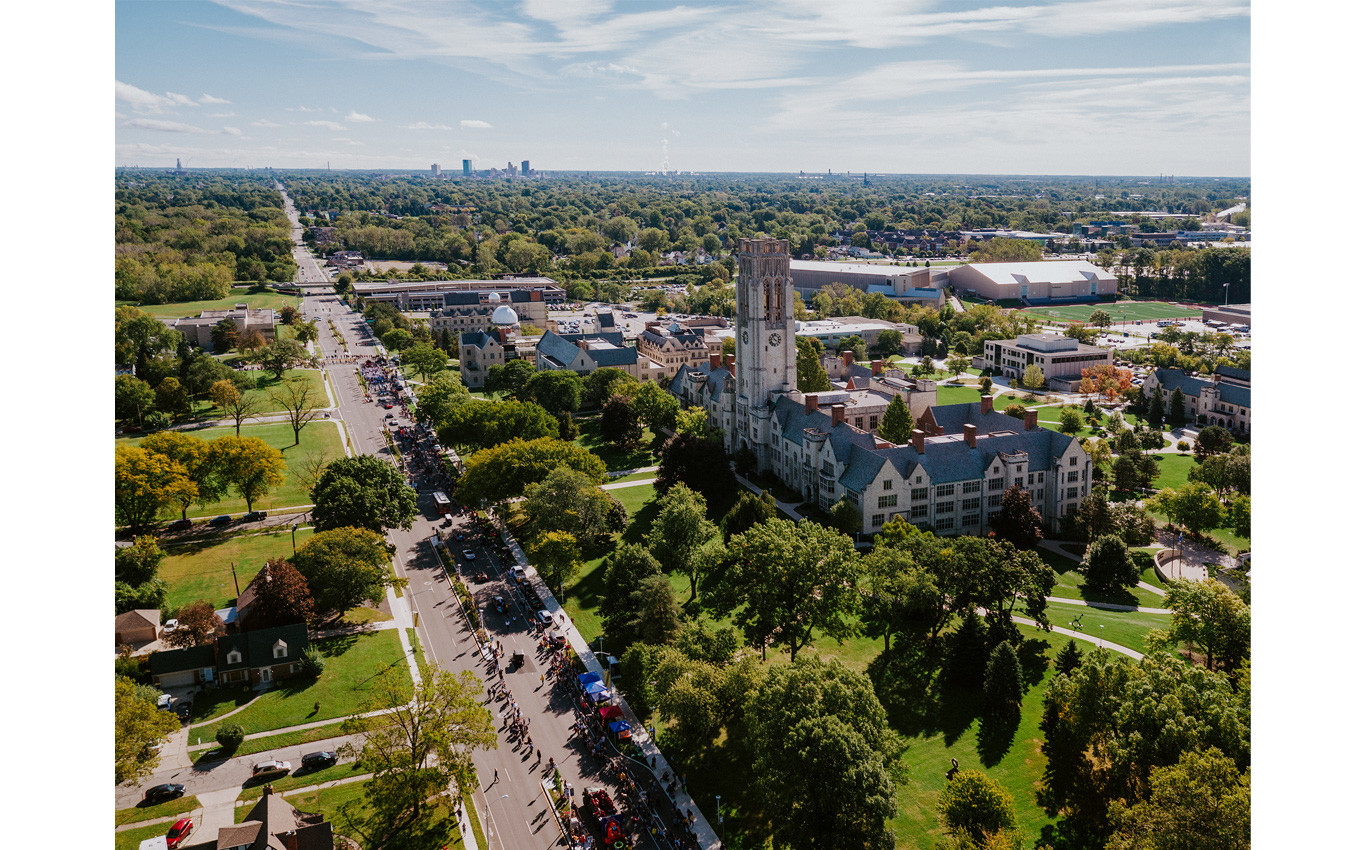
xmin=1017 ymin=637 xmax=1051 ymax=688
xmin=867 ymin=641 xmax=943 ymax=739
xmin=976 ymin=707 xmax=1020 ymax=767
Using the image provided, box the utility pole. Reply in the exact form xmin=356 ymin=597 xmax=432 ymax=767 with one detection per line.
xmin=230 ymin=561 xmax=241 ymax=597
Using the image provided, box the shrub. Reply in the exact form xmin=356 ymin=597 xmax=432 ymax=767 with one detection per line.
xmin=1176 ymin=440 xmax=1190 ymax=452
xmin=216 ymin=723 xmax=245 ymax=751
xmin=299 ymin=647 xmax=326 ymax=678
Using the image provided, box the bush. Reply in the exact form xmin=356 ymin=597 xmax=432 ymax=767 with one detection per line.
xmin=299 ymin=647 xmax=326 ymax=678
xmin=1176 ymin=440 xmax=1190 ymax=452
xmin=216 ymin=723 xmax=245 ymax=751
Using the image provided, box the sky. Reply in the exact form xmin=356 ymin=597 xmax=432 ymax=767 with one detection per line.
xmin=114 ymin=0 xmax=1250 ymax=175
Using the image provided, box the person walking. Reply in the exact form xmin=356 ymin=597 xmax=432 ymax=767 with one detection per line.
xmin=493 ymin=769 xmax=499 ymax=783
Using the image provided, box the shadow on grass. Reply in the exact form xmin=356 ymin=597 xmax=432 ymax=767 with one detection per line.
xmin=976 ymin=707 xmax=1021 ymax=767
xmin=1018 ymin=638 xmax=1052 ymax=689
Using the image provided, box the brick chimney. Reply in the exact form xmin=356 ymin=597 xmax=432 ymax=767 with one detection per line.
xmin=725 ymin=353 xmax=735 ymax=369
xmin=870 ymin=359 xmax=883 ymax=376
xmin=963 ymin=423 xmax=977 ymax=448
xmin=980 ymin=394 xmax=993 ymax=415
xmin=842 ymin=350 xmax=855 ymax=366
xmin=1023 ymin=409 xmax=1038 ymax=430
xmin=831 ymin=404 xmax=845 ymax=425
xmin=911 ymin=429 xmax=925 ymax=452
xmin=805 ymin=393 xmax=819 ymax=414
xmin=709 ymin=352 xmax=721 ymax=370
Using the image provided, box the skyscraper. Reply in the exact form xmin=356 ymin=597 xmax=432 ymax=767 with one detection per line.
xmin=462 ymin=159 xmax=472 ymax=176
xmin=521 ymin=160 xmax=530 ymax=176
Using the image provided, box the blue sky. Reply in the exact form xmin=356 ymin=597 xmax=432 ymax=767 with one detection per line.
xmin=115 ymin=0 xmax=1250 ymax=174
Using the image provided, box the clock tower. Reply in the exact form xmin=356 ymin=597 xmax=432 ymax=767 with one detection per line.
xmin=734 ymin=237 xmax=797 ymax=408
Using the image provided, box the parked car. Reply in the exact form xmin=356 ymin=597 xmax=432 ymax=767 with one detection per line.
xmin=463 ymin=549 xmax=476 ymax=561
xmin=144 ymin=783 xmax=185 ymax=803
xmin=301 ymin=751 xmax=337 ymax=771
xmin=209 ymin=515 xmax=232 ymax=527
xmin=243 ymin=511 xmax=267 ymax=522
xmin=165 ymin=817 xmax=195 ymax=849
xmin=167 ymin=518 xmax=193 ymax=531
xmin=547 ymin=630 xmax=566 ymax=648
xmin=252 ymin=760 xmax=291 ymax=779
xmin=535 ymin=609 xmax=553 ymax=627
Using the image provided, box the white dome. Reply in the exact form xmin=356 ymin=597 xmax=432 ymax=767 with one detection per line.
xmin=492 ymin=305 xmax=519 ymax=326
xmin=487 ymin=291 xmax=502 ymax=304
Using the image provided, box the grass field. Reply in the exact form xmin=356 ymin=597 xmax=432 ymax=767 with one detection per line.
xmin=1017 ymin=301 xmax=1198 ymax=323
xmin=116 ymin=822 xmax=176 ymax=850
xmin=134 ymin=290 xmax=302 ymax=319
xmin=190 ymin=721 xmax=349 ymax=759
xmin=115 ymin=794 xmax=200 ymax=826
xmin=161 ymin=527 xmax=316 ymax=610
xmin=190 ymin=368 xmax=327 ymax=419
xmin=198 ymin=630 xmax=408 ymax=736
xmin=936 ymin=384 xmax=986 ymax=406
xmin=1150 ymin=452 xmax=1197 ymax=490
xmin=258 ymin=780 xmax=462 ymax=848
xmin=574 ymin=415 xmax=659 ymax=471
xmin=119 ymin=420 xmax=346 ymax=517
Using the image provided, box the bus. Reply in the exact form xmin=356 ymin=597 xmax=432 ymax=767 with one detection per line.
xmin=433 ymin=491 xmax=452 ymax=516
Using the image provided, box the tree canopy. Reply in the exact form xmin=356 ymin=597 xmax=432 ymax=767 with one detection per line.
xmin=312 ymin=455 xmax=418 ymax=533
xmin=437 ymin=399 xmax=557 ymax=452
xmin=115 ymin=677 xmax=181 ymax=784
xmin=293 ymin=526 xmax=394 ymax=617
xmin=456 ymin=437 xmax=606 ymax=506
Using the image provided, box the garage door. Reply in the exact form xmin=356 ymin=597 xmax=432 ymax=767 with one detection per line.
xmin=157 ymin=670 xmax=197 ymax=688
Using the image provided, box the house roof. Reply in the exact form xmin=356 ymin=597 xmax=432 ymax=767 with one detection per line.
xmin=217 ymin=823 xmax=262 ymax=849
xmin=147 ymin=642 xmax=215 ymax=676
xmin=1152 ymin=368 xmax=1251 ymax=409
xmin=115 ymin=609 xmax=160 ymax=631
xmin=217 ymin=623 xmax=308 ymax=671
xmin=236 ymin=788 xmax=334 ymax=850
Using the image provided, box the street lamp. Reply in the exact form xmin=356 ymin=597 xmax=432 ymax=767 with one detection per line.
xmin=291 ymin=523 xmax=298 ymax=554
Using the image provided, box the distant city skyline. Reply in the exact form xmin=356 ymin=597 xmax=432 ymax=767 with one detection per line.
xmin=115 ymin=0 xmax=1251 ymax=176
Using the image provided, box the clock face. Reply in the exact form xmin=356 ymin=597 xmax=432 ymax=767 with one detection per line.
xmin=768 ymin=332 xmax=781 ymax=347
xmin=741 ymin=329 xmax=749 ymax=345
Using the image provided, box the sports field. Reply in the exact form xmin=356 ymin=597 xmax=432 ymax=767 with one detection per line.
xmin=1016 ymin=301 xmax=1199 ymax=323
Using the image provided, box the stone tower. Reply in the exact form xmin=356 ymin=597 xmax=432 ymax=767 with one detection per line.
xmin=734 ymin=237 xmax=797 ymax=408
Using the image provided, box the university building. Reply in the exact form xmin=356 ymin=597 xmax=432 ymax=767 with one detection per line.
xmin=670 ymin=238 xmax=1091 ymax=535
xmin=978 ymin=334 xmax=1114 ymax=392
xmin=1142 ymin=365 xmax=1251 ymax=435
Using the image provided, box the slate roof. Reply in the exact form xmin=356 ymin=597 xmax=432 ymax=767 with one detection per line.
xmin=460 ymin=331 xmax=497 ymax=347
xmin=1214 ymin=364 xmax=1251 ymax=383
xmin=147 ymin=642 xmax=215 ymax=676
xmin=537 ymin=331 xmax=637 ymax=369
xmin=148 ymin=624 xmax=307 ymax=676
xmin=597 ymin=311 xmax=616 ymax=329
xmin=770 ymin=395 xmax=878 ymax=464
xmin=1152 ymin=368 xmax=1251 ymax=409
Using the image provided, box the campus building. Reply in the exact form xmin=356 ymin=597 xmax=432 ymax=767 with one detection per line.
xmin=636 ymin=321 xmax=723 ymax=371
xmin=669 ymin=238 xmax=1091 ymax=535
xmin=788 ymin=259 xmax=947 ymax=306
xmin=168 ymin=304 xmax=277 ymax=351
xmin=353 ymin=277 xmax=565 ymax=310
xmin=977 ymin=334 xmax=1114 ymax=392
xmin=424 ymin=289 xmax=550 ymax=336
xmin=535 ymin=330 xmax=670 ymax=384
xmin=947 ymin=260 xmax=1118 ymax=303
xmin=1142 ymin=365 xmax=1251 ymax=435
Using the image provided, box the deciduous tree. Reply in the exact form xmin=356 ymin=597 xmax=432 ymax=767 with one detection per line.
xmin=312 ymin=455 xmax=417 ymax=533
xmin=583 ymin=367 xmax=636 ymax=409
xmin=401 ymin=343 xmax=448 ymax=382
xmin=211 ymin=378 xmax=263 ymax=436
xmin=521 ymin=467 xmax=626 ymax=546
xmin=1080 ymin=365 xmax=1132 ymax=402
xmin=339 ymin=662 xmax=495 ymax=848
xmin=293 ymin=526 xmax=394 ymax=617
xmin=1193 ymin=425 xmax=1233 ymax=460
xmin=413 ymin=372 xmax=472 ymax=427
xmin=523 ymin=369 xmax=583 ymax=417
xmin=648 ymin=484 xmax=718 ymax=602
xmin=938 ymin=770 xmax=1021 ymax=850
xmin=1160 ymin=578 xmax=1250 ymax=672
xmin=155 ymin=376 xmax=191 ymax=418
xmin=483 ymin=358 xmax=534 ymax=399
xmin=627 ymin=574 xmax=684 ymax=645
xmin=457 ymin=437 xmax=606 ymax=506
xmin=271 ymin=375 xmax=323 ymax=446
xmin=164 ymin=600 xmax=225 ymax=648
xmin=1104 ymin=748 xmax=1250 ymax=850
xmin=527 ymin=530 xmax=581 ymax=596
xmin=258 ymin=338 xmax=309 ymax=379
xmin=719 ymin=489 xmax=777 ymax=542
xmin=115 ymin=677 xmax=180 ymax=784
xmin=1080 ymin=534 xmax=1139 ymax=594
xmin=711 ymin=519 xmax=862 ymax=661
xmin=115 ymin=375 xmax=157 ymax=426
xmin=990 ymin=485 xmax=1042 ymax=549
xmin=142 ymin=430 xmax=226 ymax=519
xmin=1023 ymin=363 xmax=1046 ymax=390
xmin=239 ymin=558 xmax=315 ymax=629
xmin=601 ymin=393 xmax=644 ymax=450
xmin=115 ymin=445 xmax=198 ymax=533
xmin=208 ymin=435 xmax=286 ymax=513
xmin=796 ymin=336 xmax=831 ymax=393
xmin=1149 ymin=483 xmax=1223 ymax=537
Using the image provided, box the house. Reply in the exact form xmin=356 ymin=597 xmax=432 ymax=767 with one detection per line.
xmin=115 ymin=609 xmax=160 ymax=646
xmin=146 ymin=623 xmax=309 ymax=690
xmin=209 ymin=786 xmax=333 ymax=850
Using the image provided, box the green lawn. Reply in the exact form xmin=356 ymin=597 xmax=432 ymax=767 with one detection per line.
xmin=1150 ymin=452 xmax=1197 ymax=490
xmin=609 ymin=469 xmax=659 ymax=483
xmin=202 ymin=630 xmax=409 ymax=735
xmin=134 ymin=290 xmax=302 ymax=319
xmin=119 ymin=420 xmax=346 ymax=517
xmin=237 ymin=761 xmax=368 ymax=802
xmin=1017 ymin=301 xmax=1197 ymax=323
xmin=1047 ymin=602 xmax=1169 ymax=653
xmin=560 ymin=481 xmax=661 ymax=646
xmin=115 ymin=795 xmax=199 ymax=826
xmin=574 ymin=415 xmax=659 ymax=471
xmin=991 ymin=393 xmax=1050 ymax=410
xmin=190 ymin=368 xmax=328 ymax=419
xmin=191 ymin=720 xmax=349 ymax=759
xmin=116 ymin=822 xmax=177 ymax=850
xmin=162 ymin=527 xmax=315 ymax=610
xmin=936 ymin=385 xmax=986 ymax=406
xmin=260 ymin=780 xmax=463 ymax=848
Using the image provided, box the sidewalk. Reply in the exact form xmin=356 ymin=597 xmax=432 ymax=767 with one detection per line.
xmin=1045 ymin=595 xmax=1171 ymax=615
xmin=498 ymin=527 xmax=723 ymax=850
xmin=1012 ymin=616 xmax=1144 ymax=660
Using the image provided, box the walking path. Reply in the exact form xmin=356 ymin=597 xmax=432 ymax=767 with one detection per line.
xmin=1045 ymin=595 xmax=1171 ymax=615
xmin=1037 ymin=538 xmax=1166 ymax=597
xmin=1011 ymin=616 xmax=1145 ymax=660
xmin=498 ymin=526 xmax=723 ymax=850
xmin=607 ymin=465 xmax=660 ymax=479
xmin=602 ymin=477 xmax=657 ymax=490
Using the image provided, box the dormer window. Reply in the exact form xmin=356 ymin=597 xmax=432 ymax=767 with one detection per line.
xmin=272 ymin=640 xmax=288 ymax=659
xmin=226 ymin=649 xmax=242 ymax=665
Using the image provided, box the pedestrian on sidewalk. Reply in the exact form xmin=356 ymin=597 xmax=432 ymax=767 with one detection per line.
xmin=494 ymin=769 xmax=499 ymax=783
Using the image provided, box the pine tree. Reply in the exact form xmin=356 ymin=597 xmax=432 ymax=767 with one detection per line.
xmin=879 ymin=394 xmax=913 ymax=444
xmin=946 ymin=611 xmax=991 ymax=687
xmin=1054 ymin=639 xmax=1083 ymax=676
xmin=1146 ymin=389 xmax=1166 ymax=427
xmin=984 ymin=640 xmax=1024 ymax=716
xmin=795 ymin=337 xmax=830 ymax=393
xmin=1168 ymin=388 xmax=1188 ymax=428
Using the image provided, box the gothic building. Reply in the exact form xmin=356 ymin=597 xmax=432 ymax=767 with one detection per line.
xmin=670 ymin=237 xmax=1092 ymax=536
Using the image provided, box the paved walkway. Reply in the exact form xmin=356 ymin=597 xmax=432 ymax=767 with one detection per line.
xmin=1045 ymin=595 xmax=1171 ymax=615
xmin=1011 ymin=616 xmax=1145 ymax=660
xmin=607 ymin=465 xmax=660 ymax=479
xmin=602 ymin=477 xmax=657 ymax=490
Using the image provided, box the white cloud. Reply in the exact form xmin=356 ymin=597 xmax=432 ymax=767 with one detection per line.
xmin=345 ymin=110 xmax=376 ymax=123
xmin=222 ymin=126 xmax=244 ymax=137
xmin=199 ymin=93 xmax=231 ymax=105
xmin=116 ymin=80 xmax=200 ymax=114
xmin=209 ymin=113 xmax=237 ymax=118
xmin=331 ymin=138 xmax=365 ymax=146
xmin=305 ymin=120 xmax=347 ymax=132
xmin=121 ymin=118 xmax=210 ymax=134
xmin=251 ymin=119 xmax=283 ymax=128
xmin=404 ymin=121 xmax=453 ymax=130
xmin=286 ymin=105 xmax=323 ymax=113
xmin=461 ymin=119 xmax=492 ymax=129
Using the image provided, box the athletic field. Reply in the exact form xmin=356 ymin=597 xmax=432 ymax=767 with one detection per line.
xmin=1016 ymin=301 xmax=1200 ymax=323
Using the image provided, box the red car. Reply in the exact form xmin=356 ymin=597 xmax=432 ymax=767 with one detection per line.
xmin=166 ymin=817 xmax=194 ymax=849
